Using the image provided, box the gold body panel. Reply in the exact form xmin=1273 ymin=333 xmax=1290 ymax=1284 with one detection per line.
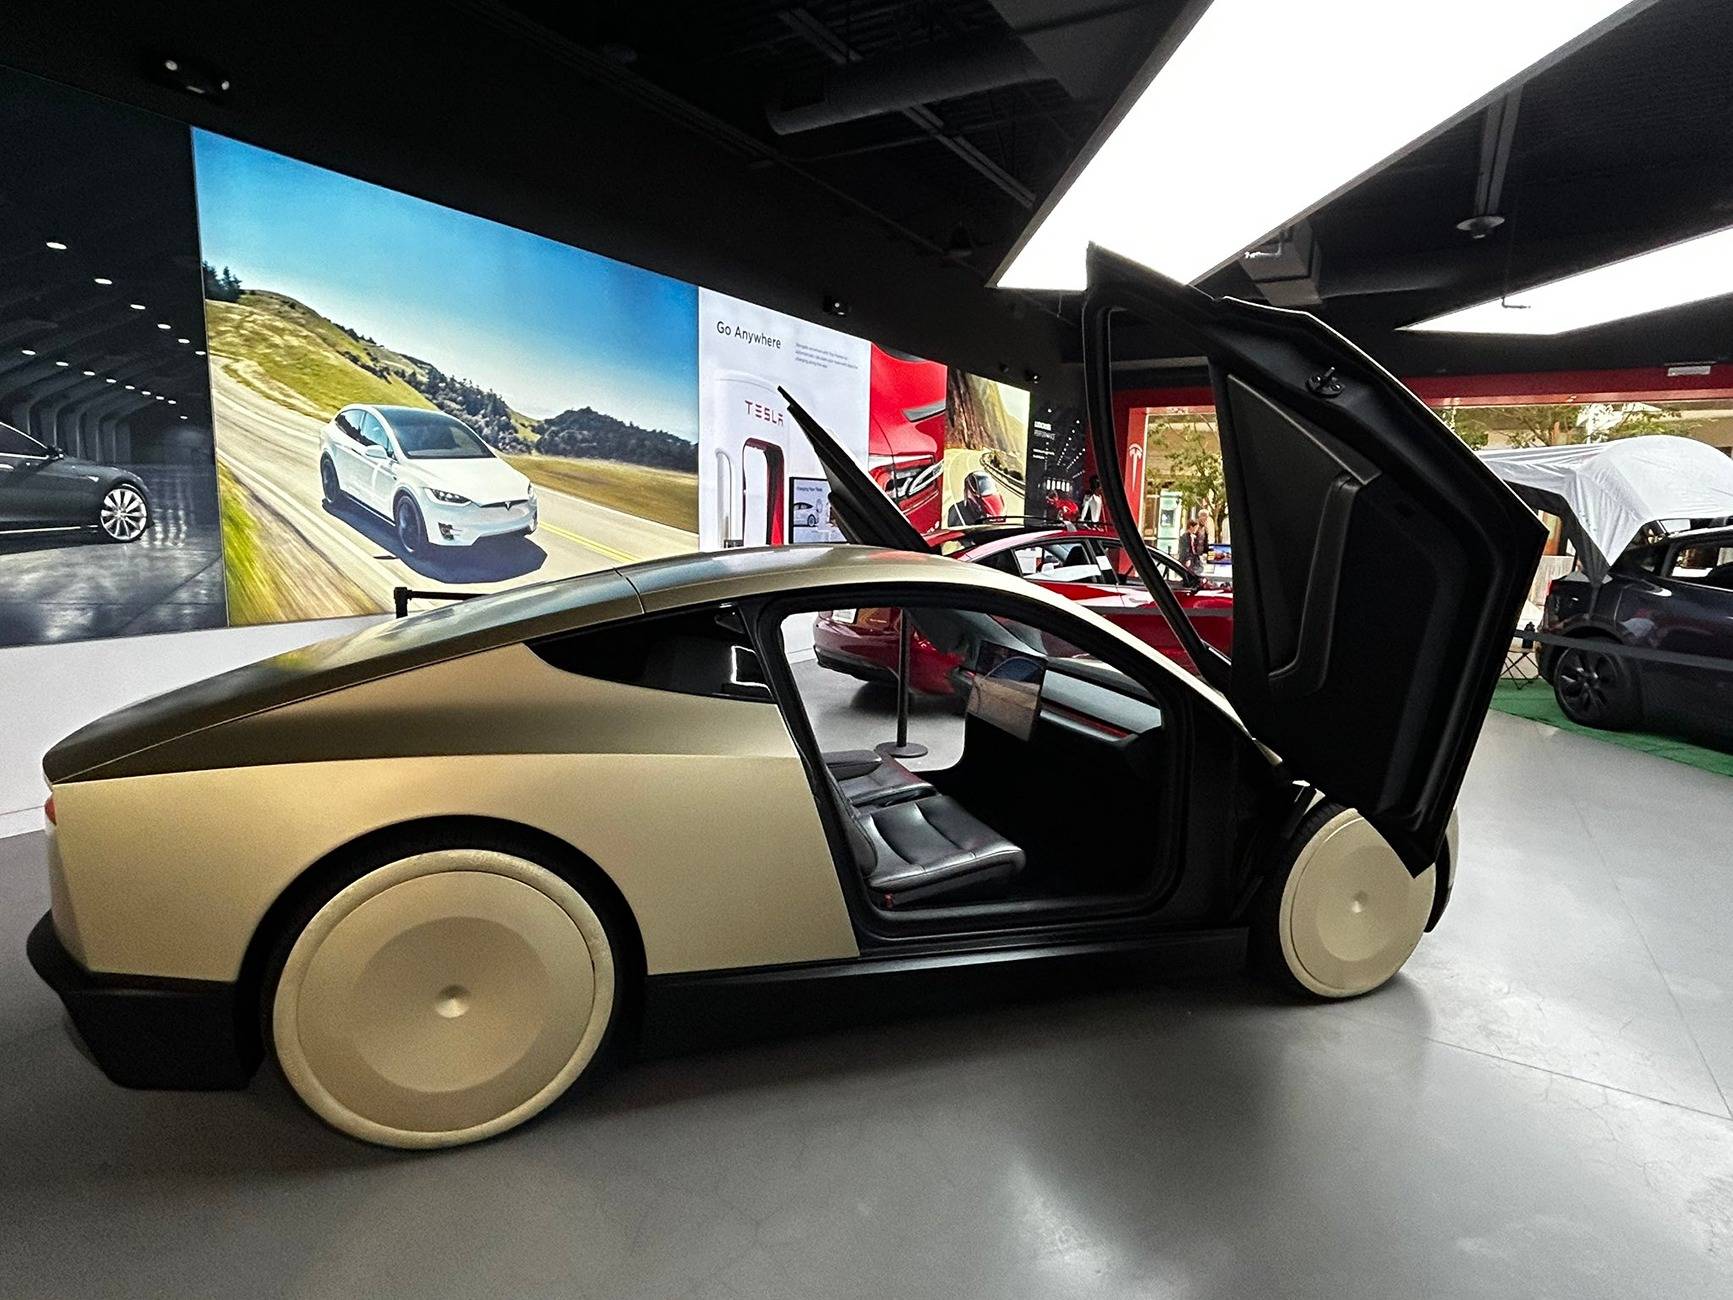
xmin=52 ymin=643 xmax=856 ymax=981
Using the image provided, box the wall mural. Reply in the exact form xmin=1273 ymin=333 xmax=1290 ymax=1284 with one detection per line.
xmin=192 ymin=131 xmax=701 ymax=626
xmin=0 ymin=67 xmax=1032 ymax=649
xmin=0 ymin=67 xmax=224 ymax=649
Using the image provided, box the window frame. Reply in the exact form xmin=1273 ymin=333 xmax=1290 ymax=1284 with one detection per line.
xmin=0 ymin=420 xmax=48 ymax=458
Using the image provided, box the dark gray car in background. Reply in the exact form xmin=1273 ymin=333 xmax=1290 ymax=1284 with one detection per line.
xmin=1540 ymin=526 xmax=1733 ymax=750
xmin=0 ymin=418 xmax=150 ymax=543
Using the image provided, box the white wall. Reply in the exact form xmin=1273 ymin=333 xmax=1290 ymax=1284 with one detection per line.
xmin=0 ymin=616 xmax=380 ymax=837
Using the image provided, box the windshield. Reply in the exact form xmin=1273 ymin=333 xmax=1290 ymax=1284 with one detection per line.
xmin=387 ymin=410 xmax=494 ymax=460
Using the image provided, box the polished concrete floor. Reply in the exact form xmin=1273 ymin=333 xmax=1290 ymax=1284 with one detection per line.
xmin=4 ymin=711 xmax=1733 ymax=1298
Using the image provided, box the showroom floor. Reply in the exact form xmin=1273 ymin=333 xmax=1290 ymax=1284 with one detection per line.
xmin=4 ymin=711 xmax=1733 ymax=1298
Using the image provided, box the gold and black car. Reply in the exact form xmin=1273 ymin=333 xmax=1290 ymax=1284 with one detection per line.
xmin=28 ymin=250 xmax=1542 ymax=1148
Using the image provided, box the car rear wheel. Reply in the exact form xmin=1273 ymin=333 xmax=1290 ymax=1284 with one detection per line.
xmin=395 ymin=494 xmax=425 ymax=555
xmin=97 ymin=484 xmax=149 ymax=542
xmin=1552 ymin=642 xmax=1639 ymax=730
xmin=1252 ymin=801 xmax=1435 ymax=999
xmin=319 ymin=456 xmax=345 ymax=505
xmin=267 ymin=847 xmax=620 ymax=1148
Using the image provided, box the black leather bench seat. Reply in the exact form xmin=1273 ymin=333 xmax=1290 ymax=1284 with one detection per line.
xmin=821 ymin=751 xmax=1025 ymax=906
xmin=853 ymin=794 xmax=1025 ymax=905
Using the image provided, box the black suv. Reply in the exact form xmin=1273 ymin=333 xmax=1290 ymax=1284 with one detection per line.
xmin=1540 ymin=526 xmax=1733 ymax=749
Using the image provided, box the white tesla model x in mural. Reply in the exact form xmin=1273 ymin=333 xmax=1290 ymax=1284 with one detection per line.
xmin=318 ymin=404 xmax=537 ymax=553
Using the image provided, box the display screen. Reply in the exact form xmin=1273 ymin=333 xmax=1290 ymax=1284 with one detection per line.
xmin=0 ymin=68 xmax=1037 ymax=649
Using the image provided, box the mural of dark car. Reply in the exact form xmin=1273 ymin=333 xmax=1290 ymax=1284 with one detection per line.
xmin=1539 ymin=525 xmax=1733 ymax=749
xmin=0 ymin=418 xmax=151 ymax=543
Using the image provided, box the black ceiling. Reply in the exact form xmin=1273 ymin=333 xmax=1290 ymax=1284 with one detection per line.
xmin=1 ymin=0 xmax=1729 ymax=393
xmin=0 ymin=68 xmax=210 ymax=447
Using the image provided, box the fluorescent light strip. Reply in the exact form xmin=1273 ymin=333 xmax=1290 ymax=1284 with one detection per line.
xmin=1407 ymin=224 xmax=1733 ymax=334
xmin=996 ymin=0 xmax=1644 ymax=291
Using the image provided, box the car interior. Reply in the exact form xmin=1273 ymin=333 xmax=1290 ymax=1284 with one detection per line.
xmin=780 ymin=600 xmax=1173 ymax=915
xmin=534 ymin=597 xmax=1178 ymax=918
xmin=1669 ymin=539 xmax=1733 ymax=589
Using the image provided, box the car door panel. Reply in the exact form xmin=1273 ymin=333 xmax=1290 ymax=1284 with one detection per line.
xmin=330 ymin=413 xmax=372 ymax=505
xmin=1635 ymin=568 xmax=1733 ymax=745
xmin=783 ymin=248 xmax=1544 ymax=871
xmin=355 ymin=411 xmax=395 ymax=513
xmin=1081 ymin=245 xmax=1544 ymax=871
xmin=0 ymin=424 xmax=60 ymax=526
xmin=0 ymin=453 xmax=45 ymax=526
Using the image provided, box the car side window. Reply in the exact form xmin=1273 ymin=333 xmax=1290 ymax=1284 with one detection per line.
xmin=0 ymin=422 xmax=44 ymax=456
xmin=1671 ymin=545 xmax=1712 ymax=578
xmin=1672 ymin=543 xmax=1733 ymax=587
xmin=356 ymin=411 xmax=390 ymax=453
xmin=529 ymin=604 xmax=773 ymax=702
xmin=334 ymin=409 xmax=361 ymax=441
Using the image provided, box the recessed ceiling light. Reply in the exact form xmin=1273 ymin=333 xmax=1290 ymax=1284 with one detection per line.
xmin=168 ymin=399 xmax=177 ymax=405
xmin=20 ymin=348 xmax=35 ymax=356
xmin=157 ymin=323 xmax=171 ymax=330
xmin=54 ymin=360 xmax=69 ymax=367
xmin=194 ymin=349 xmax=206 ymax=357
xmin=125 ymin=384 xmax=136 ymax=391
xmin=177 ymin=337 xmax=189 ymax=344
xmin=105 ymin=378 xmax=117 ymax=384
xmin=996 ymin=0 xmax=1643 ymax=289
xmin=142 ymin=390 xmax=152 ymax=396
xmin=155 ymin=395 xmax=164 ymax=401
xmin=81 ymin=369 xmax=95 ymax=376
xmin=44 ymin=240 xmax=67 ymax=251
xmin=1408 ymin=223 xmax=1733 ymax=334
xmin=179 ymin=414 xmax=189 ymax=420
xmin=130 ymin=303 xmax=146 ymax=311
xmin=93 ymin=277 xmax=113 ymax=286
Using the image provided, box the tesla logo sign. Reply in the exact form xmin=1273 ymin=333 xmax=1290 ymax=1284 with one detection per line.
xmin=1122 ymin=427 xmax=1147 ymax=530
xmin=742 ymin=400 xmax=785 ymax=426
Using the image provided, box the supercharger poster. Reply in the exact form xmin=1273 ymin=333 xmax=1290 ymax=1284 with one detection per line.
xmin=697 ymin=290 xmax=870 ymax=555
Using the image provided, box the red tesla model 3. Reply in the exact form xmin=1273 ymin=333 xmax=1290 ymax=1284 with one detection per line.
xmin=815 ymin=526 xmax=1233 ymax=690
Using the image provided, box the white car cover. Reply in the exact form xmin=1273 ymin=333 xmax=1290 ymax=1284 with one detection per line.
xmin=1478 ymin=436 xmax=1733 ymax=581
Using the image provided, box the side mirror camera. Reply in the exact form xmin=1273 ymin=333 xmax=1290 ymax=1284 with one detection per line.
xmin=46 ymin=445 xmax=66 ymax=461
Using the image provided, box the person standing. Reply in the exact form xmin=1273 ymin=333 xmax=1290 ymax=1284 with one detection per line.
xmin=1078 ymin=475 xmax=1104 ymax=525
xmin=1183 ymin=516 xmax=1209 ymax=575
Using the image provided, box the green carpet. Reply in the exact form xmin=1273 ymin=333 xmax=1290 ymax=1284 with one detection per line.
xmin=1490 ymin=679 xmax=1733 ymax=777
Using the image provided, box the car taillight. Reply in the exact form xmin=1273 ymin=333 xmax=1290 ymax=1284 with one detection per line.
xmin=43 ymin=793 xmax=56 ymax=826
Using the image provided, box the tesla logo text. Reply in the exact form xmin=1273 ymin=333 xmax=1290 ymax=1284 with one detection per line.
xmin=742 ymin=400 xmax=785 ymax=426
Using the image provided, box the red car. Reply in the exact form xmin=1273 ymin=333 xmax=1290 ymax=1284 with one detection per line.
xmin=814 ymin=527 xmax=1234 ymax=689
xmin=867 ymin=346 xmax=946 ymax=535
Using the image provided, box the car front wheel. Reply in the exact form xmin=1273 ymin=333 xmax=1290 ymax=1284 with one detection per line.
xmin=266 ymin=845 xmax=621 ymax=1148
xmin=97 ymin=483 xmax=150 ymax=542
xmin=395 ymin=494 xmax=426 ymax=555
xmin=1252 ymin=801 xmax=1435 ymax=999
xmin=319 ymin=456 xmax=345 ymax=506
xmin=1552 ymin=642 xmax=1639 ymax=729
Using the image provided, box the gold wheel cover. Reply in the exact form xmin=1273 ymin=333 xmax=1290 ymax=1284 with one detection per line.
xmin=1278 ymin=811 xmax=1435 ymax=998
xmin=273 ymin=850 xmax=614 ymax=1148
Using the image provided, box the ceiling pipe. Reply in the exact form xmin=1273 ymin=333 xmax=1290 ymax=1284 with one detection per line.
xmin=1458 ymin=88 xmax=1522 ymax=238
xmin=766 ymin=35 xmax=1049 ymax=135
xmin=776 ymin=9 xmax=1040 ymax=207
